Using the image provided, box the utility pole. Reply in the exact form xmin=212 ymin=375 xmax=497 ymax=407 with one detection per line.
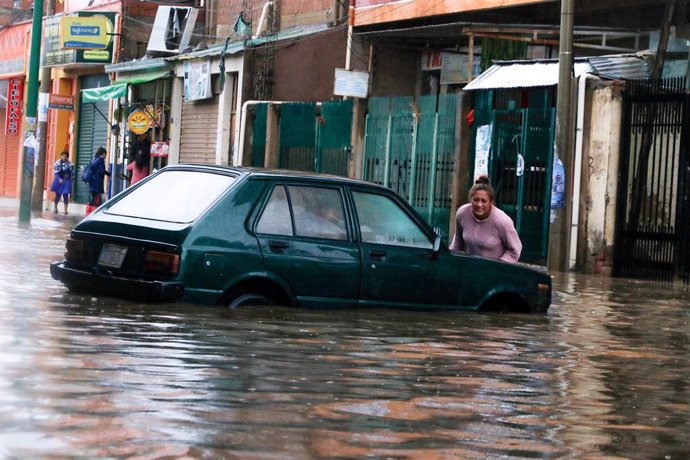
xmin=18 ymin=0 xmax=45 ymax=222
xmin=31 ymin=0 xmax=54 ymax=211
xmin=547 ymin=0 xmax=574 ymax=272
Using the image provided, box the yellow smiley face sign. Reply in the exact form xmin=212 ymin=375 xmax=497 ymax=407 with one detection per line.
xmin=127 ymin=109 xmax=152 ymax=135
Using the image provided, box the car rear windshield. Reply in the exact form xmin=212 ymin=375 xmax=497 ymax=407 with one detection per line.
xmin=105 ymin=170 xmax=236 ymax=223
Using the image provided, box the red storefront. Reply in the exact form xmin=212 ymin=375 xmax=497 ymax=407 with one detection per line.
xmin=0 ymin=22 xmax=29 ymax=198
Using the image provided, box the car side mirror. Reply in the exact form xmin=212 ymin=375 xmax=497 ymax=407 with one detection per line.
xmin=431 ymin=235 xmax=441 ymax=259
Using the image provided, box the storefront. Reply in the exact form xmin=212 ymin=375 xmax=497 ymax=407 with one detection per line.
xmin=0 ymin=22 xmax=29 ymax=198
xmin=0 ymin=77 xmax=23 ymax=197
xmin=176 ymin=57 xmax=228 ymax=165
xmin=42 ymin=10 xmax=118 ymax=204
xmin=86 ymin=62 xmax=174 ymax=195
xmin=167 ymin=42 xmax=244 ymax=167
xmin=74 ymin=74 xmax=111 ymax=203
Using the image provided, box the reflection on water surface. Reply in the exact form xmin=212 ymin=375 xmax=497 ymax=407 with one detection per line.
xmin=0 ymin=210 xmax=688 ymax=458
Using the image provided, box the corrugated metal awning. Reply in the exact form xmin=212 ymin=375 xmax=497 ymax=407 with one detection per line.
xmin=588 ymin=55 xmax=651 ymax=80
xmin=464 ymin=60 xmax=595 ymax=91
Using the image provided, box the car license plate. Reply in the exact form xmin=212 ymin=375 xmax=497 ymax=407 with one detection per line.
xmin=98 ymin=243 xmax=128 ymax=269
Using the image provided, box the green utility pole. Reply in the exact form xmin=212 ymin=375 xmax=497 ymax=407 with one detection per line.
xmin=32 ymin=0 xmax=54 ymax=212
xmin=18 ymin=0 xmax=45 ymax=223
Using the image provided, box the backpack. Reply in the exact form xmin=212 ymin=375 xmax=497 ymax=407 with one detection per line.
xmin=81 ymin=159 xmax=95 ymax=183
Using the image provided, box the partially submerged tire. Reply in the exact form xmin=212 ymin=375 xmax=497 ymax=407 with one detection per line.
xmin=228 ymin=293 xmax=274 ymax=308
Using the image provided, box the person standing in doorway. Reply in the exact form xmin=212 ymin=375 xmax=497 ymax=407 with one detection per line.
xmin=449 ymin=175 xmax=522 ymax=263
xmin=85 ymin=147 xmax=110 ymax=216
xmin=126 ymin=148 xmax=150 ymax=186
xmin=50 ymin=151 xmax=74 ymax=214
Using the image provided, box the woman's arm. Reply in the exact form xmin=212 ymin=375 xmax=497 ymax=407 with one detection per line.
xmin=448 ymin=211 xmax=464 ymax=252
xmin=499 ymin=219 xmax=522 ymax=263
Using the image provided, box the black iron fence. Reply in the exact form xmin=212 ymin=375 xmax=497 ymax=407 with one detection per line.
xmin=614 ymin=77 xmax=690 ymax=284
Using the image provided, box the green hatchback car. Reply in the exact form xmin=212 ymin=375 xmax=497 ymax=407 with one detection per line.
xmin=50 ymin=165 xmax=552 ymax=313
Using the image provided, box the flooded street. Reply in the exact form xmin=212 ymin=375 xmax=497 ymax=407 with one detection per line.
xmin=0 ymin=208 xmax=688 ymax=459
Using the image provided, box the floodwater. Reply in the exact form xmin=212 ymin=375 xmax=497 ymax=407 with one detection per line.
xmin=0 ymin=209 xmax=688 ymax=459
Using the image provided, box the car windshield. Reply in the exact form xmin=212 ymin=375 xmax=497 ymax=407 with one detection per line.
xmin=105 ymin=170 xmax=236 ymax=223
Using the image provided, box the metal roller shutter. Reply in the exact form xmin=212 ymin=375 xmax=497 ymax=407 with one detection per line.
xmin=75 ymin=75 xmax=110 ymax=203
xmin=179 ymin=96 xmax=219 ymax=164
xmin=0 ymin=108 xmax=21 ymax=197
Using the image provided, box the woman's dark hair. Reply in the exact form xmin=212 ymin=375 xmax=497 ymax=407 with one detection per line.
xmin=135 ymin=149 xmax=150 ymax=169
xmin=95 ymin=146 xmax=107 ymax=157
xmin=468 ymin=175 xmax=495 ymax=202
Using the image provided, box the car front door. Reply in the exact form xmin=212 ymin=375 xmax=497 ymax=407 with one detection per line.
xmin=254 ymin=183 xmax=361 ymax=308
xmin=351 ymin=189 xmax=464 ymax=309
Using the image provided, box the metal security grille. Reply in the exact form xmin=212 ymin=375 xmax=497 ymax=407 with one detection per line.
xmin=250 ymin=103 xmax=268 ymax=167
xmin=75 ymin=75 xmax=110 ymax=204
xmin=614 ymin=77 xmax=690 ymax=284
xmin=362 ymin=95 xmax=458 ymax=240
xmin=278 ymin=102 xmax=317 ymax=171
xmin=252 ymin=101 xmax=353 ymax=176
xmin=471 ymin=89 xmax=555 ymax=264
xmin=179 ymin=97 xmax=220 ymax=164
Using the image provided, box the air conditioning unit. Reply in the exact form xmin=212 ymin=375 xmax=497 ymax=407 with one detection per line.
xmin=146 ymin=6 xmax=198 ymax=56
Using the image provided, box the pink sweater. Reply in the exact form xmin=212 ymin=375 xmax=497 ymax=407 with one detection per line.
xmin=449 ymin=204 xmax=522 ymax=263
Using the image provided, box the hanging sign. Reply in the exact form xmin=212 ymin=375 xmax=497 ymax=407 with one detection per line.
xmin=151 ymin=141 xmax=169 ymax=157
xmin=473 ymin=123 xmax=492 ymax=178
xmin=333 ymin=68 xmax=369 ymax=98
xmin=43 ymin=12 xmax=116 ymax=67
xmin=551 ymin=156 xmax=565 ymax=209
xmin=60 ymin=16 xmax=110 ymax=49
xmin=127 ymin=109 xmax=152 ymax=135
xmin=48 ymin=93 xmax=75 ymax=111
xmin=5 ymin=77 xmax=23 ymax=135
xmin=183 ymin=60 xmax=212 ymax=101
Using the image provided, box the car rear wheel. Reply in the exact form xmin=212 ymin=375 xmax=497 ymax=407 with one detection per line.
xmin=228 ymin=293 xmax=274 ymax=308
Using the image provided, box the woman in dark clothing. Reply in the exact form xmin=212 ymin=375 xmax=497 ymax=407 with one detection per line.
xmin=85 ymin=147 xmax=110 ymax=215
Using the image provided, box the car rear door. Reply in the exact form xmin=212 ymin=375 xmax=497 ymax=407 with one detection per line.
xmin=254 ymin=183 xmax=361 ymax=308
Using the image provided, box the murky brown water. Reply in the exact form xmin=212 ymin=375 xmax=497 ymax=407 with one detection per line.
xmin=1 ymin=208 xmax=688 ymax=458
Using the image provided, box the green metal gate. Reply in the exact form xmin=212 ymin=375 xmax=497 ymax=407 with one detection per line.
xmin=472 ymin=89 xmax=555 ymax=263
xmin=362 ymin=95 xmax=459 ymax=239
xmin=279 ymin=102 xmax=317 ymax=171
xmin=251 ymin=100 xmax=353 ymax=176
xmin=75 ymin=75 xmax=110 ymax=203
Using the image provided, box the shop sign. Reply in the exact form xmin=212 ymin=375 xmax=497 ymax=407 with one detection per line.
xmin=333 ymin=68 xmax=369 ymax=99
xmin=43 ymin=12 xmax=116 ymax=67
xmin=5 ymin=77 xmax=23 ymax=135
xmin=422 ymin=51 xmax=442 ymax=71
xmin=0 ymin=23 xmax=29 ymax=78
xmin=127 ymin=109 xmax=152 ymax=135
xmin=48 ymin=93 xmax=74 ymax=111
xmin=60 ymin=16 xmax=110 ymax=49
xmin=151 ymin=141 xmax=169 ymax=157
xmin=440 ymin=53 xmax=482 ymax=85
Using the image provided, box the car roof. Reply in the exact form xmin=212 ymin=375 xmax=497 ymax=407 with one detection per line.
xmin=163 ymin=163 xmax=390 ymax=190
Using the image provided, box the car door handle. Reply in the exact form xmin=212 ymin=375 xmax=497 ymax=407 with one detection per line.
xmin=268 ymin=240 xmax=289 ymax=253
xmin=369 ymin=250 xmax=386 ymax=260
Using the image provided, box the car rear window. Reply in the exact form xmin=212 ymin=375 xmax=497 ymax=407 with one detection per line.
xmin=105 ymin=170 xmax=236 ymax=223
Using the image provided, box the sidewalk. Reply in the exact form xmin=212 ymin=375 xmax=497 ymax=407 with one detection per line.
xmin=0 ymin=196 xmax=87 ymax=216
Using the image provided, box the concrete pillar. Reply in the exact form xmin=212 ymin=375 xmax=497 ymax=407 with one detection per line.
xmin=349 ymin=98 xmax=366 ymax=179
xmin=264 ymin=103 xmax=280 ymax=168
xmin=582 ymin=81 xmax=623 ymax=275
xmin=168 ymin=76 xmax=184 ymax=165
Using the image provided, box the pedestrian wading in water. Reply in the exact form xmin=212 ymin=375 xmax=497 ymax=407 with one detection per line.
xmin=449 ymin=175 xmax=522 ymax=263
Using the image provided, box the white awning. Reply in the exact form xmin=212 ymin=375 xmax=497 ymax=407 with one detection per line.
xmin=464 ymin=60 xmax=595 ymax=91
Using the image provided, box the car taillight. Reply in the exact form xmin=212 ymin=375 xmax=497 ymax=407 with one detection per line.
xmin=144 ymin=250 xmax=180 ymax=275
xmin=65 ymin=238 xmax=85 ymax=262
